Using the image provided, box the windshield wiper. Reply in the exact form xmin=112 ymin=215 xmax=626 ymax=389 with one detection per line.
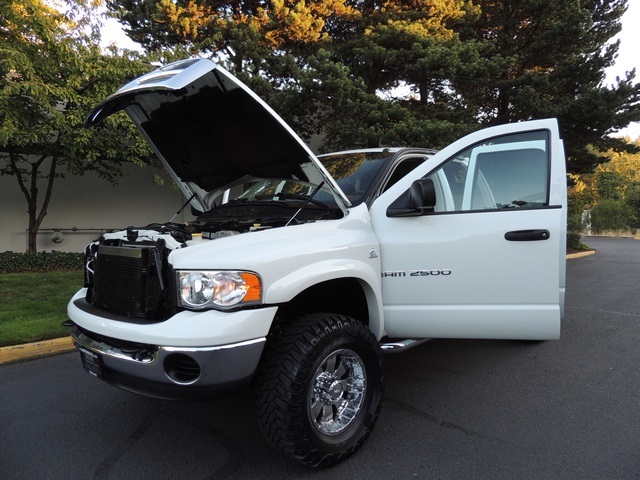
xmin=274 ymin=193 xmax=328 ymax=208
xmin=285 ymin=182 xmax=326 ymax=227
xmin=253 ymin=193 xmax=327 ymax=208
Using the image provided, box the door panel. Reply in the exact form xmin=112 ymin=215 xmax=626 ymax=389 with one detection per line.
xmin=370 ymin=119 xmax=566 ymax=340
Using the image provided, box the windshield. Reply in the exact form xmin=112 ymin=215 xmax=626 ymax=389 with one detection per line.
xmin=319 ymin=151 xmax=395 ymax=205
xmin=232 ymin=178 xmax=338 ymax=206
xmin=238 ymin=179 xmax=317 ymax=200
xmin=208 ymin=151 xmax=396 ymax=209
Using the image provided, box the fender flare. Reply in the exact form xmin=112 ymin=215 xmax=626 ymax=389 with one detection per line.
xmin=264 ymin=259 xmax=384 ymax=339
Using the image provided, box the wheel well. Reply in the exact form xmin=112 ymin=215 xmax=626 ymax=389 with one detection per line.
xmin=276 ymin=278 xmax=370 ymax=327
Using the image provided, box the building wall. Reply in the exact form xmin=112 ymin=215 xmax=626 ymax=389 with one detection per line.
xmin=2 ymin=133 xmax=326 ymax=254
xmin=0 ymin=162 xmax=194 ymax=253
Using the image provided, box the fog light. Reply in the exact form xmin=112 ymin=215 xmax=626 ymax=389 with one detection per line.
xmin=164 ymin=354 xmax=201 ymax=384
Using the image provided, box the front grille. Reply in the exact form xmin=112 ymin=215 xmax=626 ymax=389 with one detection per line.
xmin=90 ymin=245 xmax=166 ymax=319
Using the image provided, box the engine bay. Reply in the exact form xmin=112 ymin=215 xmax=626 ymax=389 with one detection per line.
xmin=96 ymin=200 xmax=343 ymax=251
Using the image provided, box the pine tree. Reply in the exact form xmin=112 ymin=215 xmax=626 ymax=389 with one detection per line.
xmin=454 ymin=0 xmax=640 ymax=173
xmin=107 ymin=0 xmax=640 ymax=173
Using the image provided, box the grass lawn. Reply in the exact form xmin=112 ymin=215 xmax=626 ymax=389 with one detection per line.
xmin=0 ymin=270 xmax=84 ymax=347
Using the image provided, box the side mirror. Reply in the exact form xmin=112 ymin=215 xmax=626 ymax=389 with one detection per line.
xmin=407 ymin=178 xmax=436 ymax=213
xmin=386 ymin=178 xmax=437 ymax=217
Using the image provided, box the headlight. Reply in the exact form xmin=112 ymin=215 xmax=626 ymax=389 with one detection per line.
xmin=177 ymin=271 xmax=261 ymax=309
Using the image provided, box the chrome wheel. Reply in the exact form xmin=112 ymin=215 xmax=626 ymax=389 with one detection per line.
xmin=255 ymin=313 xmax=383 ymax=467
xmin=308 ymin=348 xmax=366 ymax=436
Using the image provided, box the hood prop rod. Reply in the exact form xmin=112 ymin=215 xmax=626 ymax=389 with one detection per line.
xmin=169 ymin=193 xmax=197 ymax=223
xmin=285 ymin=182 xmax=325 ymax=227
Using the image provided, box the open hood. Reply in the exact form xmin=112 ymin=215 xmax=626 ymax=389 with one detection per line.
xmin=86 ymin=58 xmax=349 ymax=211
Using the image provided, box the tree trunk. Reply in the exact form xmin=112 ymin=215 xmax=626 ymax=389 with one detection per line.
xmin=9 ymin=153 xmax=58 ymax=254
xmin=496 ymin=84 xmax=511 ymax=125
xmin=29 ymin=157 xmax=58 ymax=253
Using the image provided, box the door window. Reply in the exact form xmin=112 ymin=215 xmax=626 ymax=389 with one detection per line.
xmin=428 ymin=131 xmax=549 ymax=212
xmin=382 ymin=158 xmax=426 ymax=193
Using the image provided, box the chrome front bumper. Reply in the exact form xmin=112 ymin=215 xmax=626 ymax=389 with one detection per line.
xmin=67 ymin=323 xmax=266 ymax=400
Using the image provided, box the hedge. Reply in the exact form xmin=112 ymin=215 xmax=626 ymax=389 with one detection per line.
xmin=590 ymin=199 xmax=635 ymax=234
xmin=0 ymin=251 xmax=84 ymax=273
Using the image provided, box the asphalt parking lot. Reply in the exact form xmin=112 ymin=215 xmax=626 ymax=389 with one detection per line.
xmin=1 ymin=236 xmax=639 ymax=479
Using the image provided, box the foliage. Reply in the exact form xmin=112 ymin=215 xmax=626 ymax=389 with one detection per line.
xmin=590 ymin=198 xmax=636 ymax=234
xmin=454 ymin=0 xmax=640 ymax=174
xmin=566 ymin=208 xmax=589 ymax=251
xmin=105 ymin=0 xmax=640 ymax=173
xmin=566 ymin=231 xmax=587 ymax=252
xmin=0 ymin=251 xmax=83 ymax=273
xmin=0 ymin=0 xmax=155 ymax=253
xmin=567 ymin=187 xmax=586 ymax=250
xmin=625 ymin=183 xmax=640 ymax=228
xmin=596 ymin=170 xmax=625 ymax=201
xmin=570 ymin=138 xmax=640 ymax=232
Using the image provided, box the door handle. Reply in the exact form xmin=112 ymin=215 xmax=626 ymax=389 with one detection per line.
xmin=504 ymin=229 xmax=550 ymax=241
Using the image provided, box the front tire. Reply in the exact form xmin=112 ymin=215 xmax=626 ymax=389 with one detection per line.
xmin=254 ymin=313 xmax=384 ymax=468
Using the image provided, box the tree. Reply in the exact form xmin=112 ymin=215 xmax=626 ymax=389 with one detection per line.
xmin=321 ymin=1 xmax=485 ymax=147
xmin=0 ymin=0 xmax=154 ymax=253
xmin=571 ymin=138 xmax=640 ymax=202
xmin=453 ymin=0 xmax=640 ymax=174
xmin=570 ymin=138 xmax=640 ymax=231
xmin=106 ymin=0 xmax=640 ymax=173
xmin=106 ymin=0 xmax=480 ymax=148
xmin=590 ymin=198 xmax=635 ymax=233
xmin=625 ymin=183 xmax=640 ymax=228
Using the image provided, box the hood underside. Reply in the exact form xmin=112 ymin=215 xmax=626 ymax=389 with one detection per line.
xmin=86 ymin=59 xmax=348 ymax=210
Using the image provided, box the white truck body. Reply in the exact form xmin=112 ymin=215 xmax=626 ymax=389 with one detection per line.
xmin=66 ymin=59 xmax=567 ymax=467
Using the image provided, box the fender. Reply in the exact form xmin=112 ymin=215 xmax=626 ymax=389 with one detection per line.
xmin=265 ymin=258 xmax=385 ymax=339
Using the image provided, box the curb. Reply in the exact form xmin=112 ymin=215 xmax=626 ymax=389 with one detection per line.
xmin=0 ymin=336 xmax=75 ymax=366
xmin=566 ymin=250 xmax=597 ymax=260
xmin=0 ymin=250 xmax=598 ymax=366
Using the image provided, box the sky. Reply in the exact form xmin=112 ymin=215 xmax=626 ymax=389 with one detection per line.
xmin=604 ymin=0 xmax=640 ymax=139
xmin=101 ymin=2 xmax=640 ymax=139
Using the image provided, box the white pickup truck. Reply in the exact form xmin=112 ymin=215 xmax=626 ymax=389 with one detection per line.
xmin=66 ymin=58 xmax=567 ymax=468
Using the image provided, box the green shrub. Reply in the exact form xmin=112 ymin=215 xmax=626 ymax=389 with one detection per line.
xmin=0 ymin=251 xmax=84 ymax=273
xmin=566 ymin=212 xmax=588 ymax=251
xmin=567 ymin=232 xmax=587 ymax=251
xmin=591 ymin=199 xmax=635 ymax=234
